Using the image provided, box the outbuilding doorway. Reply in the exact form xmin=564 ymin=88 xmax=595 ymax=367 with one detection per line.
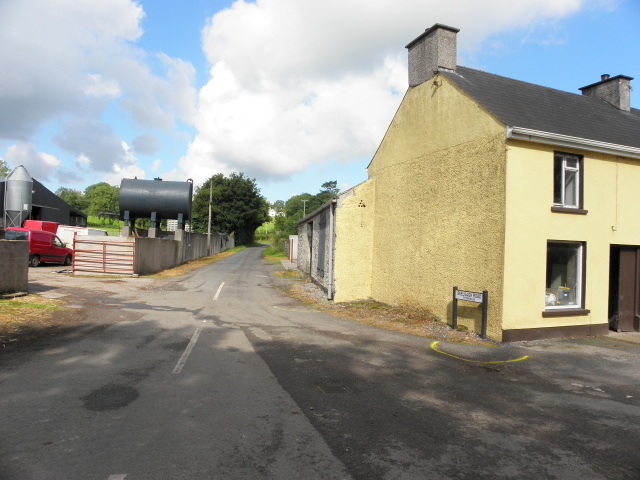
xmin=609 ymin=246 xmax=640 ymax=332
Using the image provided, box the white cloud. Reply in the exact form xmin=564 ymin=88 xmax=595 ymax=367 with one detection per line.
xmin=54 ymin=119 xmax=128 ymax=173
xmin=178 ymin=0 xmax=585 ymax=188
xmin=157 ymin=53 xmax=199 ymax=125
xmin=4 ymin=143 xmax=61 ymax=180
xmin=83 ymin=74 xmax=122 ymax=98
xmin=100 ymin=141 xmax=146 ymax=186
xmin=102 ymin=164 xmax=148 ymax=188
xmin=0 ymin=0 xmax=198 ymax=184
xmin=109 ymin=53 xmax=198 ymax=130
xmin=0 ymin=0 xmax=144 ymax=140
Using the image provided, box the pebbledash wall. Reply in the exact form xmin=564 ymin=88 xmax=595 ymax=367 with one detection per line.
xmin=359 ymin=79 xmax=508 ymax=339
xmin=333 ymin=180 xmax=376 ymax=302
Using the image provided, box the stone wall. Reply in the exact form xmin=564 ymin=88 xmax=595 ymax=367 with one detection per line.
xmin=297 ymin=204 xmax=333 ymax=295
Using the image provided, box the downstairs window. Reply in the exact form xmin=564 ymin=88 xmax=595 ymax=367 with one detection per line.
xmin=545 ymin=241 xmax=584 ymax=309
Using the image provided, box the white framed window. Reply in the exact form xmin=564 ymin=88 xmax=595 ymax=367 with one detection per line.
xmin=545 ymin=241 xmax=584 ymax=309
xmin=553 ymin=152 xmax=582 ymax=208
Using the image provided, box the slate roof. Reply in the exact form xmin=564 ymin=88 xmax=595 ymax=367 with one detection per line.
xmin=441 ymin=66 xmax=640 ymax=149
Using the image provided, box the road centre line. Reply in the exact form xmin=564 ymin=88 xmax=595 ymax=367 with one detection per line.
xmin=213 ymin=282 xmax=225 ymax=300
xmin=430 ymin=341 xmax=529 ymax=364
xmin=108 ymin=475 xmax=127 ymax=480
xmin=173 ymin=328 xmax=202 ymax=374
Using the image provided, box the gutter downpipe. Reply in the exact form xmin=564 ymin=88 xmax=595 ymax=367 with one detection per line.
xmin=327 ymin=199 xmax=336 ymax=300
xmin=506 ymin=126 xmax=640 ymax=160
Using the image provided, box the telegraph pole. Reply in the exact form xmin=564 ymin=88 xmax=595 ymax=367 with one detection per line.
xmin=302 ymin=199 xmax=308 ymax=217
xmin=207 ymin=178 xmax=213 ymax=255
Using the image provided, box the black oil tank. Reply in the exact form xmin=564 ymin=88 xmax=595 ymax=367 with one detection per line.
xmin=119 ymin=178 xmax=192 ymax=220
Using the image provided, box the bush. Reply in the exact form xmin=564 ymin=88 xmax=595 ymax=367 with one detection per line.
xmin=265 ymin=232 xmax=289 ymax=256
xmin=254 ymin=233 xmax=271 ymax=243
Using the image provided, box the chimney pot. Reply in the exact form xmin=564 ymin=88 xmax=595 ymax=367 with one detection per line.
xmin=601 ymin=74 xmax=610 ymax=81
xmin=406 ymin=23 xmax=459 ymax=87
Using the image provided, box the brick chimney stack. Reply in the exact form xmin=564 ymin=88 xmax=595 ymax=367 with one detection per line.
xmin=579 ymin=74 xmax=633 ymax=112
xmin=406 ymin=24 xmax=459 ymax=87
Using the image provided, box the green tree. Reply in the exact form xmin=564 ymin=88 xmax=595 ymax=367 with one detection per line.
xmin=318 ymin=180 xmax=340 ymax=198
xmin=0 ymin=159 xmax=9 ymax=177
xmin=55 ymin=187 xmax=90 ymax=212
xmin=273 ymin=180 xmax=340 ymax=235
xmin=191 ymin=173 xmax=268 ymax=245
xmin=274 ymin=193 xmax=313 ymax=235
xmin=84 ymin=182 xmax=119 ymax=217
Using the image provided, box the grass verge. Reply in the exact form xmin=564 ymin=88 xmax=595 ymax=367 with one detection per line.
xmin=263 ymin=242 xmax=288 ymax=265
xmin=0 ymin=295 xmax=65 ymax=348
xmin=273 ymin=270 xmax=303 ymax=279
xmin=277 ymin=279 xmax=491 ymax=345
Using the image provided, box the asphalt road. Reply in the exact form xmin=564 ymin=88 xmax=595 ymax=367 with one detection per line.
xmin=1 ymin=246 xmax=639 ymax=479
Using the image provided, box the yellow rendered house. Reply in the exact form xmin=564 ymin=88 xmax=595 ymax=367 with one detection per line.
xmin=299 ymin=24 xmax=640 ymax=342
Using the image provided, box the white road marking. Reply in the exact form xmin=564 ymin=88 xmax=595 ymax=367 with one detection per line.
xmin=108 ymin=475 xmax=127 ymax=480
xmin=213 ymin=282 xmax=225 ymax=300
xmin=172 ymin=328 xmax=202 ymax=374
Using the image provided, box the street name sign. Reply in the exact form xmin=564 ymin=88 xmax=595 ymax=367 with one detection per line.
xmin=455 ymin=290 xmax=483 ymax=303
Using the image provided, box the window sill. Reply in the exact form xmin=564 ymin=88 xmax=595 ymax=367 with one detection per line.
xmin=542 ymin=308 xmax=590 ymax=317
xmin=551 ymin=206 xmax=588 ymax=214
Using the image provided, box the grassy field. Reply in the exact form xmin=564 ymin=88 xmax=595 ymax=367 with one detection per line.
xmin=85 ymin=215 xmax=123 ymax=235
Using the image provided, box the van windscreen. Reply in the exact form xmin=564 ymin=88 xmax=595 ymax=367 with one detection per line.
xmin=5 ymin=230 xmax=29 ymax=241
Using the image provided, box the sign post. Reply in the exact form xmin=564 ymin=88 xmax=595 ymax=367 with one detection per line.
xmin=452 ymin=287 xmax=489 ymax=339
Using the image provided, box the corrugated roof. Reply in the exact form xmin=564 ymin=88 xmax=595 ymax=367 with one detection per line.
xmin=441 ymin=66 xmax=640 ymax=149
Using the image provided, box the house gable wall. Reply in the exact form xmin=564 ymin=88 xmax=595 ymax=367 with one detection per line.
xmin=366 ymin=76 xmax=508 ymax=339
xmin=368 ymin=75 xmax=505 ymax=177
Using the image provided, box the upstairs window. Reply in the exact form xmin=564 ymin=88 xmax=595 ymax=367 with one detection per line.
xmin=553 ymin=152 xmax=582 ymax=208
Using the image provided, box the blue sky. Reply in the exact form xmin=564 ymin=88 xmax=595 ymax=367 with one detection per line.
xmin=1 ymin=0 xmax=638 ymax=204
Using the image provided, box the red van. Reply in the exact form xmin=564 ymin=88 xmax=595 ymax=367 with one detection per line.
xmin=5 ymin=227 xmax=73 ymax=267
